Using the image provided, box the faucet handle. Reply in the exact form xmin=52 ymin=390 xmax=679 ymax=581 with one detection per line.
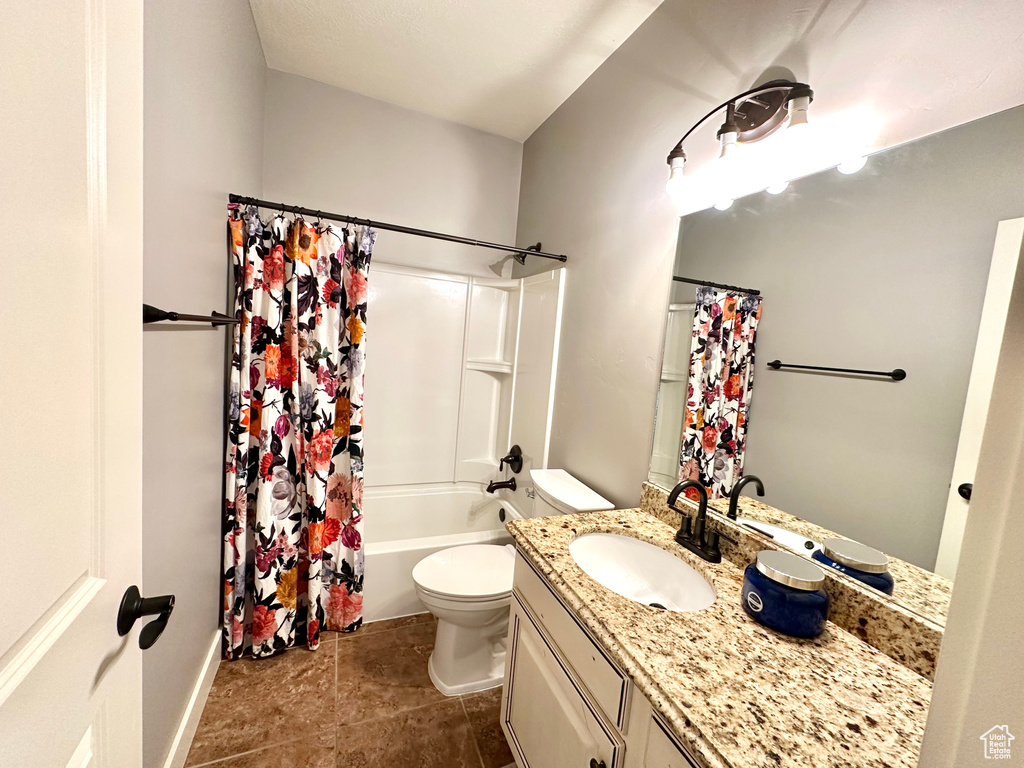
xmin=674 ymin=514 xmax=693 ymax=545
xmin=499 ymin=445 xmax=523 ymax=474
xmin=706 ymin=528 xmax=737 ymax=557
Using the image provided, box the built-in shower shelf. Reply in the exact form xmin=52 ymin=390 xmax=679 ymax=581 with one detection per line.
xmin=466 ymin=358 xmax=514 ymax=374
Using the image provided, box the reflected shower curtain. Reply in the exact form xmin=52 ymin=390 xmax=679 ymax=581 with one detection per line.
xmin=679 ymin=286 xmax=761 ymax=499
xmin=222 ymin=205 xmax=375 ymax=659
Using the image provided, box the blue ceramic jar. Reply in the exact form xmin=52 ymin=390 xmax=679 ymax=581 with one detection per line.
xmin=812 ymin=537 xmax=894 ymax=595
xmin=742 ymin=550 xmax=829 ymax=638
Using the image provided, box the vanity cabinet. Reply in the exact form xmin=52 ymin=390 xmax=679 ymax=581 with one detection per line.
xmin=502 ymin=552 xmax=704 ymax=768
xmin=504 ymin=601 xmax=622 ymax=768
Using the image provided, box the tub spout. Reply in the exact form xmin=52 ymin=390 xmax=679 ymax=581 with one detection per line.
xmin=486 ymin=478 xmax=517 ymax=493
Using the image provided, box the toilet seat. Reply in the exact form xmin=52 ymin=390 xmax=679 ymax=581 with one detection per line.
xmin=412 ymin=544 xmax=515 ymax=600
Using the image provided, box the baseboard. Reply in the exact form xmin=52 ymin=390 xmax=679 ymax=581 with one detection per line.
xmin=162 ymin=630 xmax=221 ymax=768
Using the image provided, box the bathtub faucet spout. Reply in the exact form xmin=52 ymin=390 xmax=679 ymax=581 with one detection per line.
xmin=486 ymin=478 xmax=517 ymax=494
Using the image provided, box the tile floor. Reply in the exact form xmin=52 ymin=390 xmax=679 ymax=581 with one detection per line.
xmin=185 ymin=614 xmax=515 ymax=768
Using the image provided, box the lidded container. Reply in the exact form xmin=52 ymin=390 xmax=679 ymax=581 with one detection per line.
xmin=742 ymin=550 xmax=829 ymax=638
xmin=529 ymin=469 xmax=614 ymax=517
xmin=813 ymin=538 xmax=894 ymax=595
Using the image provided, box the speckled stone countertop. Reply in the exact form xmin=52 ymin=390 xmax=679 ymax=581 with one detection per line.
xmin=641 ymin=482 xmax=944 ymax=681
xmin=508 ymin=508 xmax=932 ymax=768
xmin=704 ymin=496 xmax=953 ymax=627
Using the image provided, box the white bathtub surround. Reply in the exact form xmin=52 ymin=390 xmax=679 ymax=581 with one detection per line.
xmin=361 ymin=484 xmax=519 ymax=623
xmin=364 ymin=263 xmax=565 ymax=492
xmin=413 ymin=544 xmax=516 ymax=695
xmin=360 ymin=263 xmax=566 ymax=621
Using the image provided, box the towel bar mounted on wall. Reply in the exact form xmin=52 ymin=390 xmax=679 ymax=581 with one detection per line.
xmin=143 ymin=303 xmax=238 ymax=327
xmin=766 ymin=360 xmax=906 ymax=381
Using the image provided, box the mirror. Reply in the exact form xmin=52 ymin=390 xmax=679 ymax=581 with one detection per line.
xmin=649 ymin=104 xmax=1024 ymax=627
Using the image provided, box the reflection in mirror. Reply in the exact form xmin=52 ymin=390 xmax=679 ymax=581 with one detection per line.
xmin=650 ymin=301 xmax=694 ymax=488
xmin=649 ymin=104 xmax=1024 ymax=627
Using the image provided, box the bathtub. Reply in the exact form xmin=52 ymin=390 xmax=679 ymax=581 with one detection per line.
xmin=362 ymin=484 xmax=519 ymax=623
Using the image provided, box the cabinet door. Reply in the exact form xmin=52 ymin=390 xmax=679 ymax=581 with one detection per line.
xmin=503 ymin=600 xmax=622 ymax=768
xmin=644 ymin=718 xmax=701 ymax=768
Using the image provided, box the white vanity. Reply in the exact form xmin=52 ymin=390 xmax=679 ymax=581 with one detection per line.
xmin=501 ymin=553 xmax=701 ymax=768
xmin=500 ymin=508 xmax=934 ymax=768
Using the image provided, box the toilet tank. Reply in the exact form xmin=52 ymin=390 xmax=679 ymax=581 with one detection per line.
xmin=529 ymin=469 xmax=614 ymax=517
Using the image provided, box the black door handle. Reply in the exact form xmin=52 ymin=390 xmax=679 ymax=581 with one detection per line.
xmin=589 ymin=760 xmax=606 ymax=768
xmin=958 ymin=483 xmax=973 ymax=501
xmin=117 ymin=585 xmax=174 ymax=649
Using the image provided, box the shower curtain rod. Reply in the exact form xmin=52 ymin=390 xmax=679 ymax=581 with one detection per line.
xmin=228 ymin=194 xmax=568 ymax=262
xmin=673 ymin=275 xmax=760 ymax=296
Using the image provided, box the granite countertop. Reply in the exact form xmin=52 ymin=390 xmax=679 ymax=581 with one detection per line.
xmin=508 ymin=508 xmax=932 ymax=768
xmin=707 ymin=496 xmax=953 ymax=626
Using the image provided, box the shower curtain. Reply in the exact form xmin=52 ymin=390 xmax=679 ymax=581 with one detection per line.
xmin=222 ymin=205 xmax=374 ymax=659
xmin=679 ymin=286 xmax=761 ymax=499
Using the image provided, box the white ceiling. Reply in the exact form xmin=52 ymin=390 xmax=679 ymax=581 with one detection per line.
xmin=248 ymin=0 xmax=665 ymax=141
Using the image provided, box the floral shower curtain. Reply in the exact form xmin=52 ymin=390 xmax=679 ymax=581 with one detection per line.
xmin=222 ymin=205 xmax=374 ymax=660
xmin=679 ymin=286 xmax=761 ymax=499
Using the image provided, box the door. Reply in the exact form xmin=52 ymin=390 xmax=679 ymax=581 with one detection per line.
xmin=933 ymin=218 xmax=1024 ymax=578
xmin=502 ymin=600 xmax=621 ymax=768
xmin=0 ymin=1 xmax=144 ymax=766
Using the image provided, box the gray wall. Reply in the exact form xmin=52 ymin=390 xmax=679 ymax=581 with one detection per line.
xmin=262 ymin=70 xmax=523 ymax=278
xmin=669 ymin=106 xmax=1024 ymax=568
xmin=142 ymin=1 xmax=266 ymax=765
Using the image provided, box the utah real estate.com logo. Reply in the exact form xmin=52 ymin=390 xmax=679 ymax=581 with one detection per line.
xmin=980 ymin=725 xmax=1015 ymax=760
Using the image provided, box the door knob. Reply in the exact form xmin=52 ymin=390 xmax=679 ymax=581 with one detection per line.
xmin=589 ymin=760 xmax=606 ymax=768
xmin=117 ymin=585 xmax=174 ymax=649
xmin=958 ymin=482 xmax=973 ymax=501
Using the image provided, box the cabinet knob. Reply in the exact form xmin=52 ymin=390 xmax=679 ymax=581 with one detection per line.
xmin=589 ymin=760 xmax=606 ymax=768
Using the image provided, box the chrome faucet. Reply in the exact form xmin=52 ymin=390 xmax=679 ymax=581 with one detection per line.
xmin=667 ymin=480 xmax=733 ymax=563
xmin=486 ymin=478 xmax=517 ymax=493
xmin=727 ymin=474 xmax=764 ymax=520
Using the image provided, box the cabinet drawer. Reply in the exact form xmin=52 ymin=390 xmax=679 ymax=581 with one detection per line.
xmin=503 ymin=599 xmax=623 ymax=768
xmin=513 ymin=554 xmax=628 ymax=727
xmin=645 ymin=717 xmax=701 ymax=768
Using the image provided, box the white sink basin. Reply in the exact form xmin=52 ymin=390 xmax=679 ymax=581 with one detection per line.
xmin=737 ymin=518 xmax=821 ymax=555
xmin=569 ymin=533 xmax=716 ymax=612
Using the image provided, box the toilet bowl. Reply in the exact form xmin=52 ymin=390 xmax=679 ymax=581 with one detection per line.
xmin=412 ymin=470 xmax=614 ymax=696
xmin=413 ymin=544 xmax=516 ymax=696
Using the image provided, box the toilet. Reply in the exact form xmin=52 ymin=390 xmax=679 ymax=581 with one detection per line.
xmin=530 ymin=469 xmax=615 ymax=518
xmin=412 ymin=470 xmax=614 ymax=696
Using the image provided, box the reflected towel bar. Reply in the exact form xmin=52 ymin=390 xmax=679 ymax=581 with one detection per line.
xmin=766 ymin=360 xmax=906 ymax=381
xmin=143 ymin=304 xmax=238 ymax=326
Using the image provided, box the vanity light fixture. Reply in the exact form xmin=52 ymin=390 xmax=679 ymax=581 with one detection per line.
xmin=665 ymin=80 xmax=813 ymax=211
xmin=665 ymin=79 xmax=874 ymax=214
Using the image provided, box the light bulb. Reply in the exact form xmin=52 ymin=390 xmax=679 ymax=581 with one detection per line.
xmin=837 ymin=155 xmax=867 ymax=174
xmin=665 ymin=157 xmax=687 ymax=207
xmin=787 ymin=95 xmax=810 ymax=132
xmin=714 ymin=199 xmax=734 ymax=211
xmin=719 ymin=130 xmax=738 ymax=159
xmin=765 ymin=181 xmax=789 ymax=195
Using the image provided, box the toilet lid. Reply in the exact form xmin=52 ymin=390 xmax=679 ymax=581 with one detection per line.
xmin=413 ymin=544 xmax=515 ymax=599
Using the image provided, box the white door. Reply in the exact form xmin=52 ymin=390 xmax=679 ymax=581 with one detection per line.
xmin=0 ymin=1 xmax=144 ymax=766
xmin=933 ymin=218 xmax=1024 ymax=578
